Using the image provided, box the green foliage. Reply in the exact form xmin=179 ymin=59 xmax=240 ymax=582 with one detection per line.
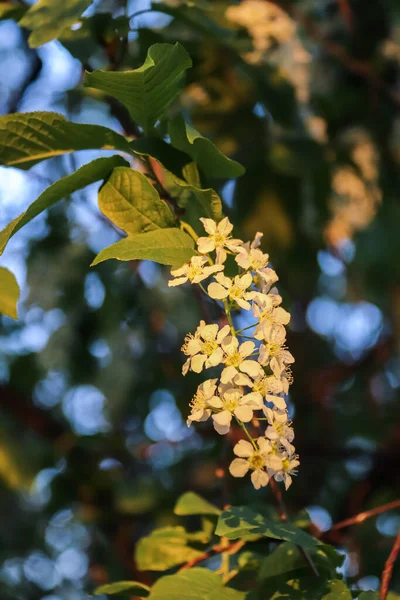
xmin=94 ymin=581 xmax=150 ymax=596
xmin=91 ymin=228 xmax=196 ymax=267
xmin=0 ymin=156 xmax=128 ymax=256
xmin=98 ymin=167 xmax=175 ymax=235
xmin=84 ymin=43 xmax=192 ymax=132
xmin=0 ymin=2 xmax=27 ymax=21
xmin=267 ymin=577 xmax=351 ymax=599
xmin=147 ymin=568 xmax=247 ymax=599
xmin=259 ymin=542 xmax=344 ymax=581
xmin=0 ymin=267 xmax=20 ymax=319
xmin=19 ymin=0 xmax=93 ymax=47
xmin=135 ymin=526 xmax=204 ymax=571
xmin=215 ymin=506 xmax=318 ymax=550
xmin=358 ymin=593 xmax=379 ymax=600
xmin=0 ymin=112 xmax=131 ymax=169
xmin=174 ymin=492 xmax=221 ymax=516
xmin=168 ymin=115 xmax=245 ymax=179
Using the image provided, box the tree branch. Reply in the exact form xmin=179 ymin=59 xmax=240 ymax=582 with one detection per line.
xmin=380 ymin=530 xmax=400 ymax=600
xmin=178 ymin=540 xmax=245 ymax=572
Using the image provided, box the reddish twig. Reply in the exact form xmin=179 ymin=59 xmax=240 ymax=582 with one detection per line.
xmin=380 ymin=530 xmax=400 ymax=600
xmin=329 ymin=499 xmax=400 ymax=532
xmin=337 ymin=0 xmax=353 ymax=31
xmin=270 ymin=478 xmax=288 ymax=522
xmin=178 ymin=540 xmax=245 ymax=572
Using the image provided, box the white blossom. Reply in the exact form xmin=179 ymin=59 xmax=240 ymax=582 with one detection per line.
xmin=253 ymin=295 xmax=291 ymax=339
xmin=168 ymin=256 xmax=223 ymax=287
xmin=221 ymin=336 xmax=264 ymax=383
xmin=258 ymin=325 xmax=294 ymax=378
xmin=229 ymin=437 xmax=273 ymax=489
xmin=263 ymin=407 xmax=294 ymax=444
xmin=273 ymin=441 xmax=300 ymax=490
xmin=209 ymin=386 xmax=262 ymax=434
xmin=182 ymin=321 xmax=231 ymax=375
xmin=197 ymin=217 xmax=242 ymax=263
xmin=187 ymin=379 xmax=218 ymax=426
xmin=208 ymin=272 xmax=254 ymax=310
xmin=245 ymin=374 xmax=287 ymax=410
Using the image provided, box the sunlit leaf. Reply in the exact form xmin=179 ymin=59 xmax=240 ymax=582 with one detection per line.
xmin=0 ymin=112 xmax=131 ymax=169
xmin=98 ymin=167 xmax=174 ymax=235
xmin=147 ymin=568 xmax=247 ymax=599
xmin=84 ymin=43 xmax=192 ymax=132
xmin=0 ymin=156 xmax=128 ymax=256
xmin=135 ymin=526 xmax=204 ymax=571
xmin=91 ymin=228 xmax=196 ymax=267
xmin=174 ymin=492 xmax=221 ymax=516
xmin=95 ymin=581 xmax=150 ymax=597
xmin=0 ymin=267 xmax=19 ymax=319
xmin=19 ymin=0 xmax=93 ymax=47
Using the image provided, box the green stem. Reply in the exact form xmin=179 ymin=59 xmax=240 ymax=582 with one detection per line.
xmin=235 ymin=324 xmax=256 ymax=334
xmin=180 ymin=220 xmax=199 ymax=242
xmin=236 ymin=419 xmax=257 ymax=449
xmin=222 ymin=300 xmax=235 ymax=336
xmin=237 ymin=334 xmax=254 ymax=340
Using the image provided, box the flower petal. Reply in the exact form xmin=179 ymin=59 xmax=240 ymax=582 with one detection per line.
xmin=229 ymin=458 xmax=249 ymax=477
xmin=220 ymin=365 xmax=238 ymax=384
xmin=233 ymin=439 xmax=254 ymax=458
xmin=208 ymin=282 xmax=230 ymax=300
xmin=234 ymin=404 xmax=253 ymax=422
xmin=191 ymin=354 xmax=207 ymax=373
xmin=251 ymin=469 xmax=269 ymax=489
xmin=212 ymin=410 xmax=232 ymax=426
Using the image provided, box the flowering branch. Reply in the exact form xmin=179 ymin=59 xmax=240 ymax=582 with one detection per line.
xmin=168 ymin=217 xmax=298 ymax=491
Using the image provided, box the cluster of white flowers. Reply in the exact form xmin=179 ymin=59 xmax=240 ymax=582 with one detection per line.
xmin=168 ymin=217 xmax=299 ymax=490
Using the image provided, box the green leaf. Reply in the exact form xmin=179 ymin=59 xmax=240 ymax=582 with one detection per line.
xmin=215 ymin=506 xmax=318 ymax=550
xmin=0 ymin=2 xmax=28 ymax=21
xmin=19 ymin=0 xmax=93 ymax=47
xmin=0 ymin=112 xmax=132 ymax=170
xmin=165 ymin=169 xmax=223 ymax=224
xmin=358 ymin=593 xmax=379 ymax=600
xmin=98 ymin=167 xmax=174 ymax=235
xmin=168 ymin=115 xmax=245 ymax=179
xmin=269 ymin=578 xmax=351 ymax=600
xmin=0 ymin=156 xmax=128 ymax=256
xmin=131 ymin=137 xmax=190 ymax=178
xmin=174 ymin=492 xmax=221 ymax=516
xmin=0 ymin=267 xmax=20 ymax=319
xmin=322 ymin=580 xmax=352 ymax=599
xmin=94 ymin=581 xmax=150 ymax=597
xmin=91 ymin=228 xmax=196 ymax=267
xmin=259 ymin=542 xmax=343 ymax=581
xmin=135 ymin=526 xmax=204 ymax=571
xmin=84 ymin=43 xmax=192 ymax=132
xmin=148 ymin=568 xmax=247 ymax=599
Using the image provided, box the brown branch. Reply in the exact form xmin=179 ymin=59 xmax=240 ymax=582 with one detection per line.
xmin=380 ymin=530 xmax=400 ymax=600
xmin=329 ymin=499 xmax=400 ymax=533
xmin=337 ymin=0 xmax=353 ymax=31
xmin=178 ymin=540 xmax=245 ymax=572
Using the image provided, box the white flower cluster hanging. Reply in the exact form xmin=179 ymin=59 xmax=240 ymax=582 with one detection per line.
xmin=168 ymin=217 xmax=299 ymax=490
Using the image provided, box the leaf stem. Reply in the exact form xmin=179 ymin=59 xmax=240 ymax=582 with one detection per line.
xmin=180 ymin=220 xmax=199 ymax=242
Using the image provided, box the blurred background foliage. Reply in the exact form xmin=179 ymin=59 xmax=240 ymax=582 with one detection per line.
xmin=0 ymin=0 xmax=400 ymax=598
